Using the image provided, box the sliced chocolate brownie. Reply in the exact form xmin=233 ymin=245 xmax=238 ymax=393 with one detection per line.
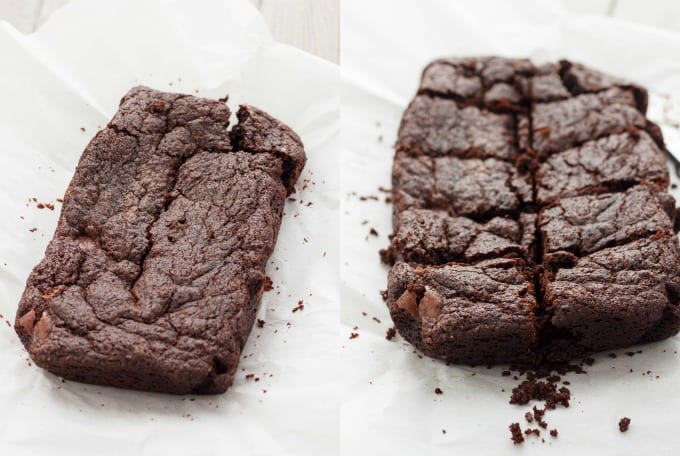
xmin=15 ymin=87 xmax=305 ymax=394
xmin=539 ymin=185 xmax=676 ymax=259
xmin=387 ymin=259 xmax=537 ymax=364
xmin=419 ymin=57 xmax=534 ymax=111
xmin=542 ymin=234 xmax=680 ymax=357
xmin=397 ymin=95 xmax=518 ymax=161
xmin=387 ymin=209 xmax=535 ymax=265
xmin=536 ymin=130 xmax=669 ymax=205
xmin=528 ymin=87 xmax=646 ymax=157
xmin=392 ymin=149 xmax=533 ymax=218
xmin=386 ymin=57 xmax=680 ymax=365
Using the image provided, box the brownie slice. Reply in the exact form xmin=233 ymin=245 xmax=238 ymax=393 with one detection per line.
xmin=397 ymin=95 xmax=518 ymax=161
xmin=15 ymin=87 xmax=305 ymax=394
xmin=387 ymin=259 xmax=537 ymax=364
xmin=539 ymin=186 xmax=676 ymax=259
xmin=527 ymin=87 xmax=646 ymax=157
xmin=560 ymin=60 xmax=648 ymax=112
xmin=529 ymin=63 xmax=572 ymax=102
xmin=387 ymin=209 xmax=535 ymax=265
xmin=536 ymin=130 xmax=669 ymax=205
xmin=419 ymin=57 xmax=534 ymax=111
xmin=542 ymin=234 xmax=680 ymax=357
xmin=392 ymin=149 xmax=533 ymax=218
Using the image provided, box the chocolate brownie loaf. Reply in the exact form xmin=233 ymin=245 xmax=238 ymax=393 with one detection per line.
xmin=15 ymin=87 xmax=305 ymax=394
xmin=385 ymin=57 xmax=680 ymax=364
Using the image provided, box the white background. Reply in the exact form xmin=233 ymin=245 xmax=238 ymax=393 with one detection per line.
xmin=0 ymin=0 xmax=339 ymax=454
xmin=341 ymin=0 xmax=680 ymax=454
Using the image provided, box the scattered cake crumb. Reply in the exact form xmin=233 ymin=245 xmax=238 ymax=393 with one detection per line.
xmin=386 ymin=327 xmax=397 ymax=340
xmin=509 ymin=423 xmax=524 ymax=445
xmin=256 ymin=319 xmax=265 ymax=328
xmin=292 ymin=300 xmax=304 ymax=313
xmin=349 ymin=332 xmax=359 ymax=339
xmin=434 ymin=387 xmax=443 ymax=395
xmin=619 ymin=417 xmax=631 ymax=432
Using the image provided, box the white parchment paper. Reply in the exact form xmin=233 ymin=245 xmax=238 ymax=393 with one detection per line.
xmin=0 ymin=1 xmax=339 ymax=455
xmin=340 ymin=1 xmax=680 ymax=454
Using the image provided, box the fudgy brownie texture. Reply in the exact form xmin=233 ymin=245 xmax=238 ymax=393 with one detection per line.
xmin=15 ymin=87 xmax=305 ymax=394
xmin=387 ymin=259 xmax=537 ymax=364
xmin=385 ymin=57 xmax=680 ymax=365
xmin=392 ymin=149 xmax=533 ymax=219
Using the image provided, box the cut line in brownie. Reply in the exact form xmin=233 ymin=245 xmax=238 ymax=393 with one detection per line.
xmin=539 ymin=185 xmax=676 ymax=260
xmin=542 ymin=234 xmax=680 ymax=359
xmin=385 ymin=209 xmax=536 ymax=265
xmin=392 ymin=149 xmax=533 ymax=220
xmin=536 ymin=130 xmax=669 ymax=205
xmin=387 ymin=259 xmax=537 ymax=364
xmin=397 ymin=95 xmax=519 ymax=161
xmin=15 ymin=87 xmax=305 ymax=394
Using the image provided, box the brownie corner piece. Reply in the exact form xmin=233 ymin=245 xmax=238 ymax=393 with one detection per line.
xmin=387 ymin=259 xmax=537 ymax=364
xmin=230 ymin=104 xmax=306 ymax=194
xmin=15 ymin=87 xmax=304 ymax=394
xmin=542 ymin=234 xmax=680 ymax=354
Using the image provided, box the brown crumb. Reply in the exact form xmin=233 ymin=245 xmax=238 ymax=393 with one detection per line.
xmin=619 ymin=417 xmax=631 ymax=432
xmin=441 ymin=429 xmax=446 ymax=434
xmin=550 ymin=429 xmax=558 ymax=437
xmin=36 ymin=203 xmax=45 ymax=209
xmin=80 ymin=127 xmax=86 ymax=132
xmin=372 ymin=317 xmax=381 ymax=324
xmin=29 ymin=228 xmax=37 ymax=233
xmin=434 ymin=387 xmax=443 ymax=395
xmin=524 ymin=412 xmax=533 ymax=423
xmin=386 ymin=327 xmax=397 ymax=340
xmin=256 ymin=319 xmax=265 ymax=328
xmin=292 ymin=300 xmax=304 ymax=313
xmin=509 ymin=423 xmax=524 ymax=445
xmin=524 ymin=428 xmax=540 ymax=437
xmin=263 ymin=277 xmax=273 ymax=291
xmin=359 ymin=195 xmax=379 ymax=201
xmin=349 ymin=332 xmax=359 ymax=339
xmin=245 ymin=373 xmax=254 ymax=380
